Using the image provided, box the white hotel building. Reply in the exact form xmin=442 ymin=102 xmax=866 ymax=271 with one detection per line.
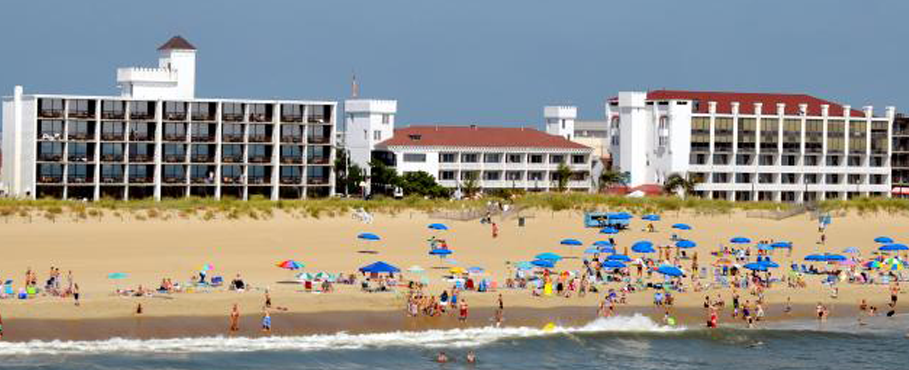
xmin=607 ymin=90 xmax=896 ymax=202
xmin=344 ymin=99 xmax=594 ymax=192
xmin=1 ymin=36 xmax=337 ymax=201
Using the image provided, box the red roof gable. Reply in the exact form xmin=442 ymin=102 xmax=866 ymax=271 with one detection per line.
xmin=376 ymin=126 xmax=590 ymax=149
xmin=614 ymin=90 xmax=866 ymax=117
xmin=157 ymin=36 xmax=196 ymax=51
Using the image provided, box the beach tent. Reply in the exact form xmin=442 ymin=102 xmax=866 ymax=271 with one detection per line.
xmin=631 ymin=241 xmax=655 ymax=253
xmin=535 ymin=252 xmax=563 ymax=261
xmin=730 ymin=237 xmax=751 ymax=244
xmin=584 ymin=247 xmax=602 ymax=255
xmin=675 ymin=240 xmax=696 ymax=249
xmin=407 ymin=265 xmax=426 ymax=273
xmin=515 ymin=261 xmax=534 ymax=270
xmin=642 ymin=214 xmax=661 ymax=221
xmin=656 ymin=265 xmax=684 ymax=277
xmin=598 ymin=247 xmax=617 ymax=254
xmin=358 ymin=232 xmax=381 ymax=241
xmin=428 ymin=223 xmax=449 ymax=231
xmin=107 ymin=272 xmax=128 ymax=279
xmin=601 ymin=260 xmax=627 ymax=269
xmin=531 ymin=259 xmax=555 ymax=268
xmin=359 ymin=261 xmax=400 ymax=274
xmin=610 ymin=212 xmax=633 ymax=220
xmin=672 ymin=223 xmax=692 ymax=230
xmin=824 ymin=254 xmax=847 ymax=262
xmin=874 ymin=236 xmax=894 ymax=244
xmin=756 ymin=243 xmax=773 ymax=251
xmin=467 ymin=267 xmax=485 ymax=274
xmin=560 ymin=239 xmax=583 ymax=246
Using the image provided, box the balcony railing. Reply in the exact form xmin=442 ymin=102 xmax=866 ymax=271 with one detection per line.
xmin=191 ymin=134 xmax=215 ymax=142
xmin=38 ymin=176 xmax=63 ymax=183
xmin=67 ymin=176 xmax=93 ymax=184
xmin=281 ymin=135 xmax=303 ymax=143
xmin=130 ymin=133 xmax=152 ymax=141
xmin=307 ymin=177 xmax=329 ymax=185
xmin=68 ymin=155 xmax=90 ymax=162
xmin=281 ymin=115 xmax=303 ymax=123
xmin=248 ymin=156 xmax=270 ymax=163
xmin=101 ymin=154 xmax=124 ymax=162
xmin=307 ymin=115 xmax=326 ymax=123
xmin=222 ymin=156 xmax=243 ymax=163
xmin=68 ymin=132 xmax=92 ymax=140
xmin=281 ymin=157 xmax=303 ymax=164
xmin=164 ymin=133 xmax=187 ymax=141
xmin=39 ymin=132 xmax=64 ymax=141
xmin=249 ymin=134 xmax=270 ymax=143
xmin=222 ymin=114 xmax=243 ymax=122
xmin=164 ymin=155 xmax=186 ymax=163
xmin=38 ymin=154 xmax=63 ymax=161
xmin=280 ymin=177 xmax=302 ymax=184
xmin=191 ymin=155 xmax=215 ymax=163
xmin=163 ymin=177 xmax=186 ymax=184
xmin=192 ymin=114 xmax=216 ymax=121
xmin=191 ymin=177 xmax=214 ymax=184
xmin=223 ymin=134 xmax=244 ymax=143
xmin=129 ymin=176 xmax=153 ymax=184
xmin=130 ymin=112 xmax=154 ymax=120
xmin=248 ymin=177 xmax=270 ymax=185
xmin=39 ymin=110 xmax=64 ymax=118
xmin=221 ymin=176 xmax=242 ymax=184
xmin=308 ymin=136 xmax=330 ymax=144
xmin=101 ymin=176 xmax=123 ymax=183
xmin=308 ymin=157 xmax=329 ymax=165
xmin=101 ymin=112 xmax=125 ymax=120
xmin=129 ymin=154 xmax=152 ymax=162
xmin=249 ymin=113 xmax=270 ymax=123
xmin=68 ymin=111 xmax=94 ymax=119
xmin=164 ymin=113 xmax=187 ymax=121
xmin=101 ymin=132 xmax=125 ymax=141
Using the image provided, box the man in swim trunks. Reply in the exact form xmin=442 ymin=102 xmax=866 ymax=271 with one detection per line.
xmin=262 ymin=311 xmax=272 ymax=333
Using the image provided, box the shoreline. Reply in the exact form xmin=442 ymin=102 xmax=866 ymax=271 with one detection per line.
xmin=0 ymin=303 xmax=867 ymax=342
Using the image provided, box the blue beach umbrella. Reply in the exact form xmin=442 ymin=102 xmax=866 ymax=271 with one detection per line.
xmin=672 ymin=223 xmax=692 ymax=230
xmin=358 ymin=232 xmax=381 ymax=241
xmin=824 ymin=254 xmax=847 ymax=262
xmin=880 ymin=243 xmax=909 ymax=252
xmin=631 ymin=240 xmax=655 ymax=253
xmin=843 ymin=247 xmax=860 ymax=254
xmin=610 ymin=212 xmax=633 ymax=220
xmin=531 ymin=259 xmax=555 ymax=269
xmin=560 ymin=238 xmax=583 ymax=246
xmin=656 ymin=265 xmax=684 ymax=277
xmin=535 ymin=252 xmax=563 ymax=261
xmin=608 ymin=254 xmax=633 ymax=262
xmin=593 ymin=240 xmax=614 ymax=248
xmin=107 ymin=272 xmax=128 ymax=279
xmin=584 ymin=247 xmax=602 ymax=255
xmin=757 ymin=243 xmax=774 ymax=251
xmin=730 ymin=237 xmax=751 ymax=244
xmin=428 ymin=223 xmax=449 ymax=231
xmin=429 ymin=248 xmax=453 ymax=256
xmin=771 ymin=241 xmax=793 ymax=249
xmin=874 ymin=236 xmax=894 ymax=244
xmin=744 ymin=262 xmax=768 ymax=271
xmin=601 ymin=260 xmax=627 ymax=269
xmin=467 ymin=267 xmax=485 ymax=274
xmin=805 ymin=254 xmax=827 ymax=262
xmin=599 ymin=227 xmax=619 ymax=235
xmin=358 ymin=261 xmax=400 ymax=274
xmin=642 ymin=214 xmax=661 ymax=221
xmin=598 ymin=247 xmax=617 ymax=254
xmin=515 ymin=261 xmax=534 ymax=270
xmin=760 ymin=260 xmax=780 ymax=268
xmin=675 ymin=240 xmax=697 ymax=249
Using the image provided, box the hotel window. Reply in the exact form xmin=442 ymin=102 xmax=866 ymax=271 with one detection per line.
xmin=439 ymin=171 xmax=456 ymax=180
xmin=460 ymin=171 xmax=479 ymax=180
xmin=870 ymin=156 xmax=885 ymax=167
xmin=484 ymin=153 xmax=502 ymax=163
xmin=848 ymin=174 xmax=863 ymax=184
xmin=657 ymin=116 xmax=669 ymax=147
xmin=711 ymin=173 xmax=729 ymax=183
xmin=690 ymin=117 xmax=710 ymax=152
xmin=507 ymin=154 xmax=524 ymax=163
xmin=804 ymin=174 xmax=819 ymax=184
xmin=735 ymin=173 xmax=752 ymax=183
xmin=804 ymin=156 xmax=819 ymax=166
xmin=805 ymin=119 xmax=823 ymax=153
xmin=163 ymin=165 xmax=184 ymax=180
xmin=712 ymin=154 xmax=729 ymax=165
xmin=461 ymin=153 xmax=479 ymax=163
xmin=849 ymin=120 xmax=867 ymax=153
xmin=506 ymin=171 xmax=523 ymax=180
xmin=402 ymin=153 xmax=427 ymax=163
xmin=382 ymin=114 xmax=391 ymax=125
xmin=848 ymin=156 xmax=863 ymax=167
xmin=737 ymin=118 xmax=756 ymax=152
xmin=782 ymin=155 xmax=797 ymax=166
xmin=373 ymin=130 xmax=382 ymax=141
xmin=164 ymin=102 xmax=187 ymax=120
xmin=529 ymin=154 xmax=544 ymax=163
xmin=760 ymin=117 xmax=779 ymax=152
xmin=781 ymin=173 xmax=797 ymax=184
xmin=439 ymin=153 xmax=457 ymax=163
xmin=550 ymin=155 xmax=565 ymax=164
xmin=759 ymin=155 xmax=775 ymax=166
xmin=827 ymin=120 xmax=845 ymax=153
xmin=826 ymin=174 xmax=841 ymax=184
xmin=280 ymin=104 xmax=303 ymax=122
xmin=69 ymin=99 xmax=93 ymax=118
xmin=222 ymin=103 xmax=243 ymax=121
xmin=610 ymin=117 xmax=620 ymax=146
xmin=714 ymin=117 xmax=733 ymax=152
xmin=101 ymin=164 xmax=124 ymax=179
xmin=572 ymin=155 xmax=586 ymax=164
xmin=483 ymin=171 xmax=501 ymax=180
xmin=528 ymin=171 xmax=544 ymax=181
xmin=690 ymin=153 xmax=707 ymax=165
xmin=39 ymin=98 xmax=64 ymax=117
xmin=758 ymin=173 xmax=775 ymax=184
xmin=871 ymin=174 xmax=885 ymax=185
xmin=783 ymin=119 xmax=801 ymax=153
xmin=871 ymin=121 xmax=888 ymax=153
xmin=735 ymin=154 xmax=753 ymax=165
xmin=40 ymin=120 xmax=64 ymax=137
xmin=101 ymin=101 xmax=125 ymax=119
xmin=826 ymin=155 xmax=841 ymax=166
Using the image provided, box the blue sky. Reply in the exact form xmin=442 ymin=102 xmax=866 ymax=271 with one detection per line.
xmin=1 ymin=0 xmax=906 ymax=127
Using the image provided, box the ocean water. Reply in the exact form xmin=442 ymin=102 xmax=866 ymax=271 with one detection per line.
xmin=0 ymin=314 xmax=905 ymax=370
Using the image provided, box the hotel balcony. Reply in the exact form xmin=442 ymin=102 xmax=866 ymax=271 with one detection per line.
xmin=38 ymin=153 xmax=64 ymax=162
xmin=281 ymin=114 xmax=303 ymax=123
xmin=68 ymin=110 xmax=95 ymax=119
xmin=190 ymin=176 xmax=214 ymax=185
xmin=306 ymin=115 xmax=326 ymax=123
xmin=221 ymin=176 xmax=242 ymax=185
xmin=100 ymin=154 xmax=124 ymax=162
xmin=129 ymin=176 xmax=154 ymax=184
xmin=101 ymin=175 xmax=124 ymax=184
xmin=38 ymin=175 xmax=64 ymax=184
xmin=101 ymin=111 xmax=125 ymax=120
xmin=223 ymin=134 xmax=244 ymax=143
xmin=67 ymin=176 xmax=94 ymax=184
xmin=249 ymin=113 xmax=271 ymax=123
xmin=163 ymin=112 xmax=187 ymax=121
xmin=222 ymin=113 xmax=244 ymax=122
xmin=38 ymin=109 xmax=64 ymax=119
xmin=222 ymin=155 xmax=243 ymax=164
xmin=191 ymin=155 xmax=215 ymax=163
xmin=192 ymin=113 xmax=216 ymax=122
xmin=308 ymin=136 xmax=330 ymax=145
xmin=191 ymin=134 xmax=215 ymax=142
xmin=307 ymin=177 xmax=329 ymax=185
xmin=163 ymin=176 xmax=186 ymax=184
xmin=280 ymin=176 xmax=302 ymax=185
xmin=249 ymin=134 xmax=271 ymax=143
xmin=307 ymin=156 xmax=329 ymax=165
xmin=129 ymin=132 xmax=152 ymax=141
xmin=67 ymin=154 xmax=90 ymax=162
xmin=164 ymin=154 xmax=186 ymax=163
xmin=164 ymin=133 xmax=187 ymax=142
xmin=280 ymin=156 xmax=303 ymax=164
xmin=248 ymin=156 xmax=270 ymax=164
xmin=247 ymin=177 xmax=271 ymax=185
xmin=68 ymin=132 xmax=93 ymax=141
xmin=281 ymin=135 xmax=303 ymax=143
xmin=129 ymin=154 xmax=153 ymax=163
xmin=101 ymin=132 xmax=125 ymax=141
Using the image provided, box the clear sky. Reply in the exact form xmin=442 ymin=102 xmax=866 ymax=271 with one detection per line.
xmin=0 ymin=0 xmax=906 ymax=127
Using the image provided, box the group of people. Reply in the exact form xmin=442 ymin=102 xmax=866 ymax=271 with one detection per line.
xmin=404 ymin=286 xmax=476 ymax=323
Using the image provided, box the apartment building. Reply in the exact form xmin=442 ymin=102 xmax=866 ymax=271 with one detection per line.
xmin=1 ymin=36 xmax=336 ymax=201
xmin=607 ymin=90 xmax=896 ymax=202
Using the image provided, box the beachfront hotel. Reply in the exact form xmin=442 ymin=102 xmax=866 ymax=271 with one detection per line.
xmin=344 ymin=99 xmax=595 ymax=193
xmin=1 ymin=36 xmax=337 ymax=201
xmin=606 ymin=90 xmax=896 ymax=202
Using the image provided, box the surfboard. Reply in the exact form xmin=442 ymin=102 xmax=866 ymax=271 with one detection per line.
xmin=542 ymin=322 xmax=556 ymax=332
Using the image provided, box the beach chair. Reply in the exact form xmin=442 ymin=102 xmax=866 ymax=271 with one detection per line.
xmin=26 ymin=285 xmax=37 ymax=296
xmin=3 ymin=284 xmax=13 ymax=297
xmin=17 ymin=288 xmax=27 ymax=299
xmin=880 ymin=275 xmax=891 ymax=285
xmin=210 ymin=276 xmax=223 ymax=287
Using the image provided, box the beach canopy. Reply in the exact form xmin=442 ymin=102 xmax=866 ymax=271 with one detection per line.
xmin=843 ymin=247 xmax=861 ymax=254
xmin=771 ymin=241 xmax=793 ymax=249
xmin=560 ymin=238 xmax=583 ymax=246
xmin=358 ymin=232 xmax=381 ymax=241
xmin=608 ymin=254 xmax=633 ymax=262
xmin=714 ymin=258 xmax=733 ymax=266
xmin=276 ymin=260 xmax=304 ymax=270
xmin=359 ymin=261 xmax=400 ymax=274
xmin=428 ymin=223 xmax=449 ymax=231
xmin=599 ymin=227 xmax=619 ymax=235
xmin=592 ymin=240 xmax=614 ymax=247
xmin=429 ymin=248 xmax=453 ymax=256
xmin=531 ymin=259 xmax=556 ymax=268
xmin=880 ymin=243 xmax=909 ymax=252
xmin=656 ymin=265 xmax=684 ymax=277
xmin=535 ymin=252 xmax=563 ymax=261
xmin=864 ymin=260 xmax=882 ymax=269
xmin=874 ymin=236 xmax=894 ymax=244
xmin=675 ymin=240 xmax=697 ymax=249
xmin=804 ymin=254 xmax=827 ymax=262
xmin=642 ymin=214 xmax=661 ymax=221
xmin=672 ymin=223 xmax=692 ymax=230
xmin=631 ymin=241 xmax=655 ymax=253
xmin=730 ymin=237 xmax=751 ymax=244
xmin=601 ymin=260 xmax=627 ymax=269
xmin=744 ymin=262 xmax=768 ymax=271
xmin=107 ymin=272 xmax=128 ymax=279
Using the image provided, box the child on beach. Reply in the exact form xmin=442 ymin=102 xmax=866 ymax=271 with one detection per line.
xmin=491 ymin=223 xmax=499 ymax=238
xmin=262 ymin=311 xmax=272 ymax=333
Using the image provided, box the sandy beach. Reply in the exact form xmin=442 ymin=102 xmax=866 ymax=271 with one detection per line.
xmin=0 ymin=208 xmax=905 ymax=341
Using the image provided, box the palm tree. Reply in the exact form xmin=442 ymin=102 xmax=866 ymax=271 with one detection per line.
xmin=663 ymin=173 xmax=699 ymax=198
xmin=554 ymin=163 xmax=572 ymax=192
xmin=598 ymin=170 xmax=626 ymax=192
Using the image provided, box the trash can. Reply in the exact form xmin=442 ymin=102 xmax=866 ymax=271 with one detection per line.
xmin=518 ymin=217 xmax=525 ymax=227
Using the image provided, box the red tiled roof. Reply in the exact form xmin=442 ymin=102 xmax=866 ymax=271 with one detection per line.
xmin=612 ymin=90 xmax=866 ymax=117
xmin=376 ymin=126 xmax=590 ymax=149
xmin=157 ymin=36 xmax=196 ymax=51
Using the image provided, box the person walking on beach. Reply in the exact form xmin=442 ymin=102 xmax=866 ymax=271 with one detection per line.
xmin=0 ymin=310 xmax=4 ymax=340
xmin=491 ymin=223 xmax=499 ymax=238
xmin=230 ymin=304 xmax=241 ymax=334
xmin=459 ymin=300 xmax=469 ymax=322
xmin=261 ymin=310 xmax=272 ymax=334
xmin=494 ymin=294 xmax=504 ymax=327
xmin=73 ymin=283 xmax=80 ymax=306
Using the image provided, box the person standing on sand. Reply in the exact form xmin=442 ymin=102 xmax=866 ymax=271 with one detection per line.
xmin=264 ymin=289 xmax=272 ymax=309
xmin=459 ymin=300 xmax=469 ymax=322
xmin=0 ymin=311 xmax=4 ymax=340
xmin=230 ymin=304 xmax=241 ymax=333
xmin=73 ymin=283 xmax=80 ymax=306
xmin=262 ymin=310 xmax=272 ymax=333
xmin=491 ymin=223 xmax=498 ymax=238
xmin=495 ymin=294 xmax=504 ymax=327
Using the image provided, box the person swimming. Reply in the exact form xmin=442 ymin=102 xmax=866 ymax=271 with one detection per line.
xmin=466 ymin=350 xmax=477 ymax=364
xmin=436 ymin=351 xmax=449 ymax=363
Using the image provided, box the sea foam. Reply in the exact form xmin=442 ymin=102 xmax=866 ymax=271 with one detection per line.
xmin=0 ymin=314 xmax=683 ymax=356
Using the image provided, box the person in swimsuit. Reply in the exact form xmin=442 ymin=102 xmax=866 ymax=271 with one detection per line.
xmin=264 ymin=290 xmax=272 ymax=309
xmin=459 ymin=300 xmax=469 ymax=322
xmin=262 ymin=311 xmax=272 ymax=333
xmin=230 ymin=304 xmax=241 ymax=333
xmin=466 ymin=350 xmax=477 ymax=364
xmin=436 ymin=351 xmax=449 ymax=363
xmin=73 ymin=284 xmax=80 ymax=306
xmin=0 ymin=311 xmax=4 ymax=340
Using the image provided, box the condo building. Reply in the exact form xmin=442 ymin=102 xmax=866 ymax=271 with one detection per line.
xmin=1 ymin=36 xmax=336 ymax=201
xmin=606 ymin=90 xmax=896 ymax=202
xmin=345 ymin=99 xmax=594 ymax=193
